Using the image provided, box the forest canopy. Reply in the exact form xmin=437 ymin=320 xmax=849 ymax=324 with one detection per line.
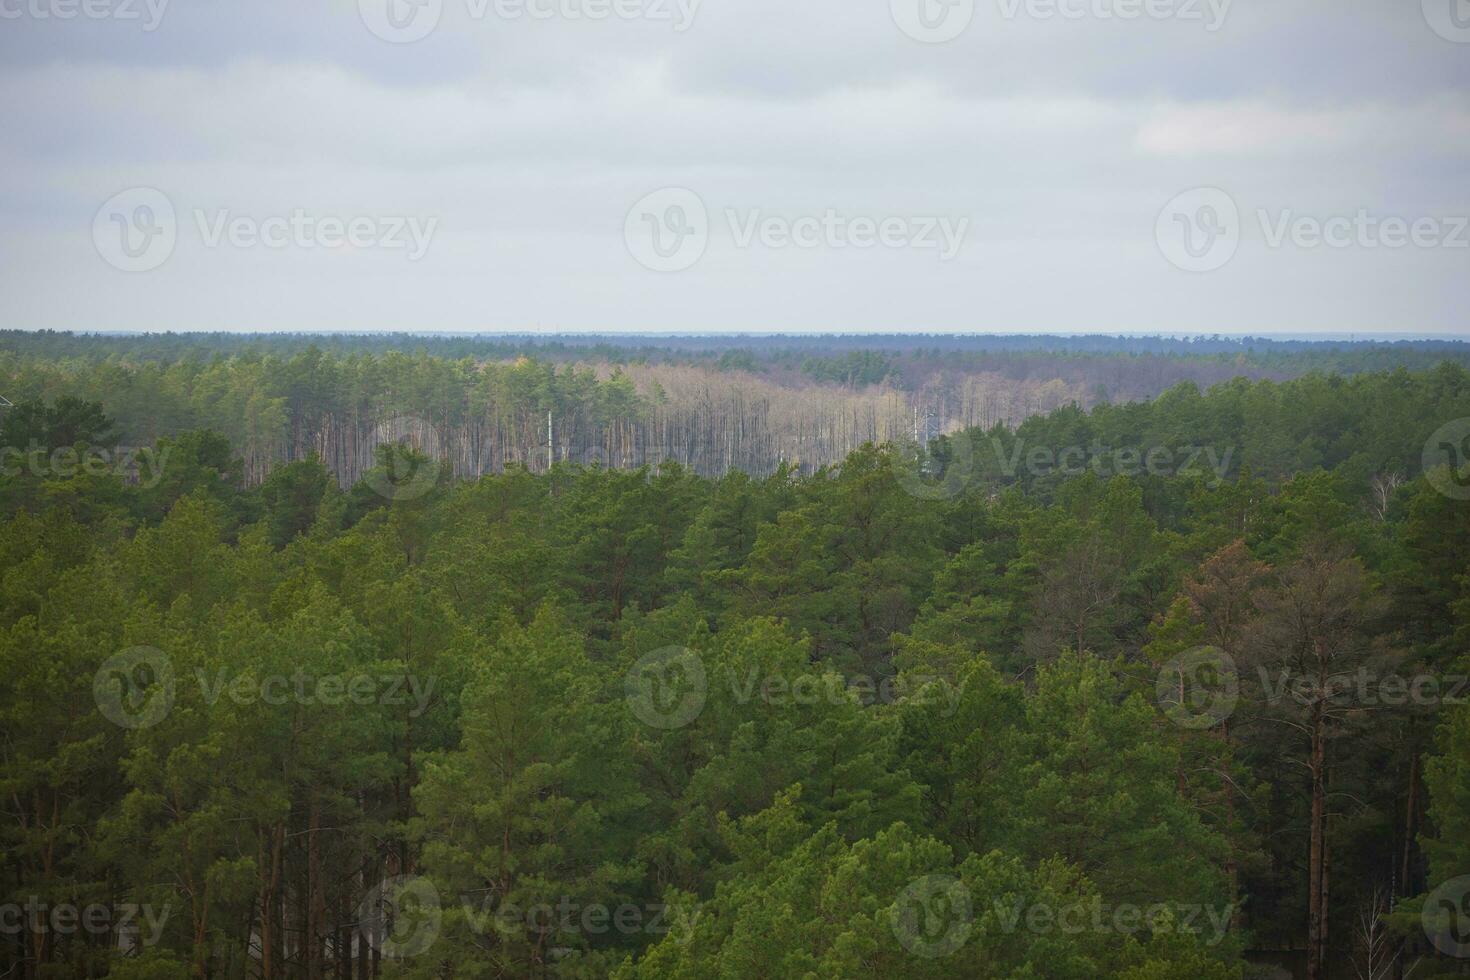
xmin=3 ymin=342 xmax=1470 ymax=978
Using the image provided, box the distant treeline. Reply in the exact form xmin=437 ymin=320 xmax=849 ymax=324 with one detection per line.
xmin=3 ymin=334 xmax=1469 ymax=490
xmin=4 ymin=329 xmax=1469 ymax=375
xmin=1 ymin=351 xmax=923 ymax=486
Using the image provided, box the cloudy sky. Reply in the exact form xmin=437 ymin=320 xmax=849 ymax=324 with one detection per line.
xmin=1 ymin=0 xmax=1467 ymax=334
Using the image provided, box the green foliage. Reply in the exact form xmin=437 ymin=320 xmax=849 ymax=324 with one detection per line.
xmin=6 ymin=354 xmax=1470 ymax=977
xmin=800 ymin=350 xmax=896 ymax=387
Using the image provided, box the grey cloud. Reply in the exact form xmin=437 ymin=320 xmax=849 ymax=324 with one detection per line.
xmin=0 ymin=0 xmax=1466 ymax=333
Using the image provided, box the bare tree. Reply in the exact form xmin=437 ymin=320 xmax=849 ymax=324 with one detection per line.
xmin=1369 ymin=472 xmax=1405 ymax=523
xmin=1351 ymin=890 xmax=1410 ymax=980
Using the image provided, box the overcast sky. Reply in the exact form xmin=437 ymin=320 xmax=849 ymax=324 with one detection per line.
xmin=1 ymin=0 xmax=1467 ymax=335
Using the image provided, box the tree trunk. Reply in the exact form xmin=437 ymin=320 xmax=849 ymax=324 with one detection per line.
xmin=338 ymin=890 xmax=352 ymax=980
xmin=1400 ymin=751 xmax=1419 ymax=897
xmin=260 ymin=821 xmax=285 ymax=980
xmin=1319 ymin=809 xmax=1331 ymax=978
xmin=308 ymin=800 xmax=324 ymax=980
xmin=1223 ymin=718 xmax=1242 ymax=930
xmin=1307 ymin=697 xmax=1327 ymax=980
xmin=357 ymin=855 xmax=372 ymax=980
